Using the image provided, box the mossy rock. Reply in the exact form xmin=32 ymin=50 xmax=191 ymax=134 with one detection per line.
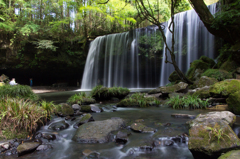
xmin=193 ymin=86 xmax=211 ymax=98
xmin=200 ymin=56 xmax=215 ymax=68
xmin=209 ymin=79 xmax=240 ymax=97
xmin=186 ymin=59 xmax=211 ymax=81
xmin=148 ymin=88 xmax=161 ymax=94
xmin=81 ymin=98 xmax=96 ymax=105
xmin=194 ymin=76 xmax=218 ymax=88
xmin=202 ymin=69 xmax=233 ymax=81
xmin=58 ymin=103 xmax=74 ymax=117
xmin=81 ymin=105 xmax=92 ymax=112
xmin=220 ymin=59 xmax=240 ymax=72
xmin=130 ymin=123 xmax=155 ymax=133
xmin=168 ymin=71 xmax=181 ymax=83
xmin=218 ymin=150 xmax=240 ymax=159
xmin=226 ymin=90 xmax=240 ymax=115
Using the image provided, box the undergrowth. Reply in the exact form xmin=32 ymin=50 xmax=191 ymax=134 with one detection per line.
xmin=166 ymin=95 xmax=209 ymax=109
xmin=67 ymin=92 xmax=95 ymax=105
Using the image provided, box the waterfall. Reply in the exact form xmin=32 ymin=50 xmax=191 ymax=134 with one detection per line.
xmin=81 ymin=3 xmax=217 ymax=89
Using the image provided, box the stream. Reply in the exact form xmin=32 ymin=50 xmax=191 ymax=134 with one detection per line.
xmin=2 ymin=90 xmax=240 ymax=159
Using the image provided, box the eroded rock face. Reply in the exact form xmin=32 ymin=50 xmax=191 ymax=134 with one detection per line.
xmin=72 ymin=118 xmax=125 ymax=143
xmin=188 ymin=111 xmax=240 ymax=159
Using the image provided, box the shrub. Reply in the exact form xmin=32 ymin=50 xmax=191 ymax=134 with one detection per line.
xmin=67 ymin=92 xmax=95 ymax=105
xmin=0 ymin=97 xmax=46 ymax=139
xmin=0 ymin=84 xmax=38 ymax=101
xmin=39 ymin=100 xmax=61 ymax=119
xmin=166 ymin=95 xmax=209 ymax=109
xmin=117 ymin=93 xmax=158 ymax=107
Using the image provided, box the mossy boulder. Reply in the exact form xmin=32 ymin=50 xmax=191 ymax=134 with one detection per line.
xmin=220 ymin=59 xmax=240 ymax=72
xmin=192 ymin=86 xmax=211 ymax=98
xmin=80 ymin=105 xmax=92 ymax=112
xmin=148 ymin=82 xmax=188 ymax=97
xmin=209 ymin=79 xmax=240 ymax=97
xmin=218 ymin=150 xmax=240 ymax=159
xmin=17 ymin=142 xmax=41 ymax=156
xmin=226 ymin=91 xmax=240 ymax=115
xmin=188 ymin=111 xmax=239 ymax=159
xmin=194 ymin=76 xmax=218 ymax=88
xmin=168 ymin=71 xmax=181 ymax=83
xmin=202 ymin=69 xmax=233 ymax=81
xmin=130 ymin=123 xmax=155 ymax=133
xmin=200 ymin=56 xmax=216 ymax=68
xmin=186 ymin=58 xmax=212 ymax=81
xmin=57 ymin=103 xmax=74 ymax=117
xmin=73 ymin=114 xmax=94 ymax=128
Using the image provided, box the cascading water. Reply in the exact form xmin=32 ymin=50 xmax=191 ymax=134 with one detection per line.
xmin=81 ymin=3 xmax=217 ymax=89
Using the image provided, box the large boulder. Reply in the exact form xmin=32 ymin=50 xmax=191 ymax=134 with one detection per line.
xmin=194 ymin=76 xmax=218 ymax=88
xmin=72 ymin=118 xmax=125 ymax=143
xmin=188 ymin=111 xmax=240 ymax=159
xmin=209 ymin=79 xmax=240 ymax=97
xmin=226 ymin=90 xmax=240 ymax=115
xmin=73 ymin=114 xmax=94 ymax=128
xmin=148 ymin=82 xmax=188 ymax=97
xmin=192 ymin=86 xmax=211 ymax=98
xmin=201 ymin=69 xmax=233 ymax=81
xmin=200 ymin=56 xmax=216 ymax=68
xmin=220 ymin=59 xmax=239 ymax=72
xmin=168 ymin=71 xmax=181 ymax=83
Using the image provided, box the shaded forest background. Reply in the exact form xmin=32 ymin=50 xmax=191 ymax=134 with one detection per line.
xmin=0 ymin=0 xmax=217 ymax=86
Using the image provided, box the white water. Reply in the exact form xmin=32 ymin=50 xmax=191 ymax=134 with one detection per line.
xmin=81 ymin=3 xmax=217 ymax=89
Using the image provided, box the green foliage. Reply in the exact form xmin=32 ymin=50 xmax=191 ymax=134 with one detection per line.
xmin=0 ymin=97 xmax=46 ymax=138
xmin=206 ymin=123 xmax=230 ymax=144
xmin=201 ymin=69 xmax=233 ymax=81
xmin=39 ymin=100 xmax=60 ymax=118
xmin=212 ymin=0 xmax=240 ymax=29
xmin=18 ymin=23 xmax=40 ymax=36
xmin=32 ymin=40 xmax=58 ymax=52
xmin=117 ymin=92 xmax=157 ymax=107
xmin=67 ymin=92 xmax=95 ymax=105
xmin=0 ymin=84 xmax=39 ymax=101
xmin=166 ymin=95 xmax=209 ymax=109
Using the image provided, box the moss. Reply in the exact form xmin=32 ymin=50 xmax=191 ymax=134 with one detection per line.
xmin=202 ymin=69 xmax=233 ymax=81
xmin=168 ymin=71 xmax=181 ymax=83
xmin=194 ymin=76 xmax=218 ymax=88
xmin=193 ymin=87 xmax=211 ymax=98
xmin=209 ymin=80 xmax=240 ymax=97
xmin=80 ymin=114 xmax=92 ymax=122
xmin=200 ymin=56 xmax=215 ymax=68
xmin=220 ymin=59 xmax=240 ymax=72
xmin=186 ymin=60 xmax=211 ymax=81
xmin=218 ymin=150 xmax=240 ymax=159
xmin=226 ymin=91 xmax=240 ymax=115
xmin=58 ymin=104 xmax=74 ymax=116
xmin=81 ymin=105 xmax=92 ymax=112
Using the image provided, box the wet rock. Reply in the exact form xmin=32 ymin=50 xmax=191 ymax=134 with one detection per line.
xmin=17 ymin=142 xmax=41 ymax=156
xmin=43 ymin=133 xmax=57 ymax=141
xmin=192 ymin=86 xmax=211 ymax=98
xmin=207 ymin=104 xmax=228 ymax=111
xmin=171 ymin=113 xmax=196 ymax=119
xmin=163 ymin=123 xmax=171 ymax=127
xmin=80 ymin=105 xmax=92 ymax=112
xmin=36 ymin=144 xmax=53 ymax=151
xmin=188 ymin=111 xmax=240 ymax=159
xmin=130 ymin=123 xmax=155 ymax=133
xmin=139 ymin=145 xmax=153 ymax=151
xmin=73 ymin=114 xmax=94 ymax=129
xmin=57 ymin=103 xmax=74 ymax=117
xmin=72 ymin=118 xmax=125 ymax=143
xmin=90 ymin=105 xmax=103 ymax=113
xmin=163 ymin=140 xmax=174 ymax=146
xmin=74 ymin=110 xmax=84 ymax=116
xmin=0 ymin=143 xmax=10 ymax=150
xmin=218 ymin=150 xmax=240 ymax=159
xmin=65 ymin=116 xmax=72 ymax=120
xmin=48 ymin=120 xmax=69 ymax=131
xmin=72 ymin=104 xmax=81 ymax=110
xmin=5 ymin=150 xmax=12 ymax=156
xmin=115 ymin=131 xmax=130 ymax=144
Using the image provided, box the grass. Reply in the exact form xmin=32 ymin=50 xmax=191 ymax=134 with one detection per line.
xmin=206 ymin=123 xmax=231 ymax=144
xmin=117 ymin=93 xmax=159 ymax=107
xmin=90 ymin=85 xmax=130 ymax=100
xmin=0 ymin=84 xmax=38 ymax=101
xmin=39 ymin=100 xmax=61 ymax=119
xmin=67 ymin=92 xmax=95 ymax=105
xmin=166 ymin=95 xmax=209 ymax=109
xmin=0 ymin=97 xmax=47 ymax=139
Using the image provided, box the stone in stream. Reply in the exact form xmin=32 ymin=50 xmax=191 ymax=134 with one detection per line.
xmin=36 ymin=144 xmax=53 ymax=151
xmin=48 ymin=120 xmax=69 ymax=131
xmin=171 ymin=113 xmax=196 ymax=119
xmin=82 ymin=149 xmax=100 ymax=158
xmin=17 ymin=142 xmax=41 ymax=156
xmin=57 ymin=103 xmax=74 ymax=117
xmin=72 ymin=118 xmax=125 ymax=143
xmin=130 ymin=123 xmax=155 ymax=133
xmin=188 ymin=111 xmax=240 ymax=159
xmin=115 ymin=130 xmax=131 ymax=144
xmin=218 ymin=150 xmax=240 ymax=159
xmin=73 ymin=113 xmax=94 ymax=129
xmin=72 ymin=104 xmax=81 ymax=110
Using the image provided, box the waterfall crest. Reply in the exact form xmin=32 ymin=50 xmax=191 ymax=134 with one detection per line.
xmin=81 ymin=3 xmax=217 ymax=89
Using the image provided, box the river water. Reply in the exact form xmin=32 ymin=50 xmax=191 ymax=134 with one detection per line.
xmin=2 ymin=90 xmax=240 ymax=159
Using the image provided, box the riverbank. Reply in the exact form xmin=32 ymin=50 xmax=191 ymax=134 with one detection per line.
xmin=31 ymin=86 xmax=79 ymax=94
